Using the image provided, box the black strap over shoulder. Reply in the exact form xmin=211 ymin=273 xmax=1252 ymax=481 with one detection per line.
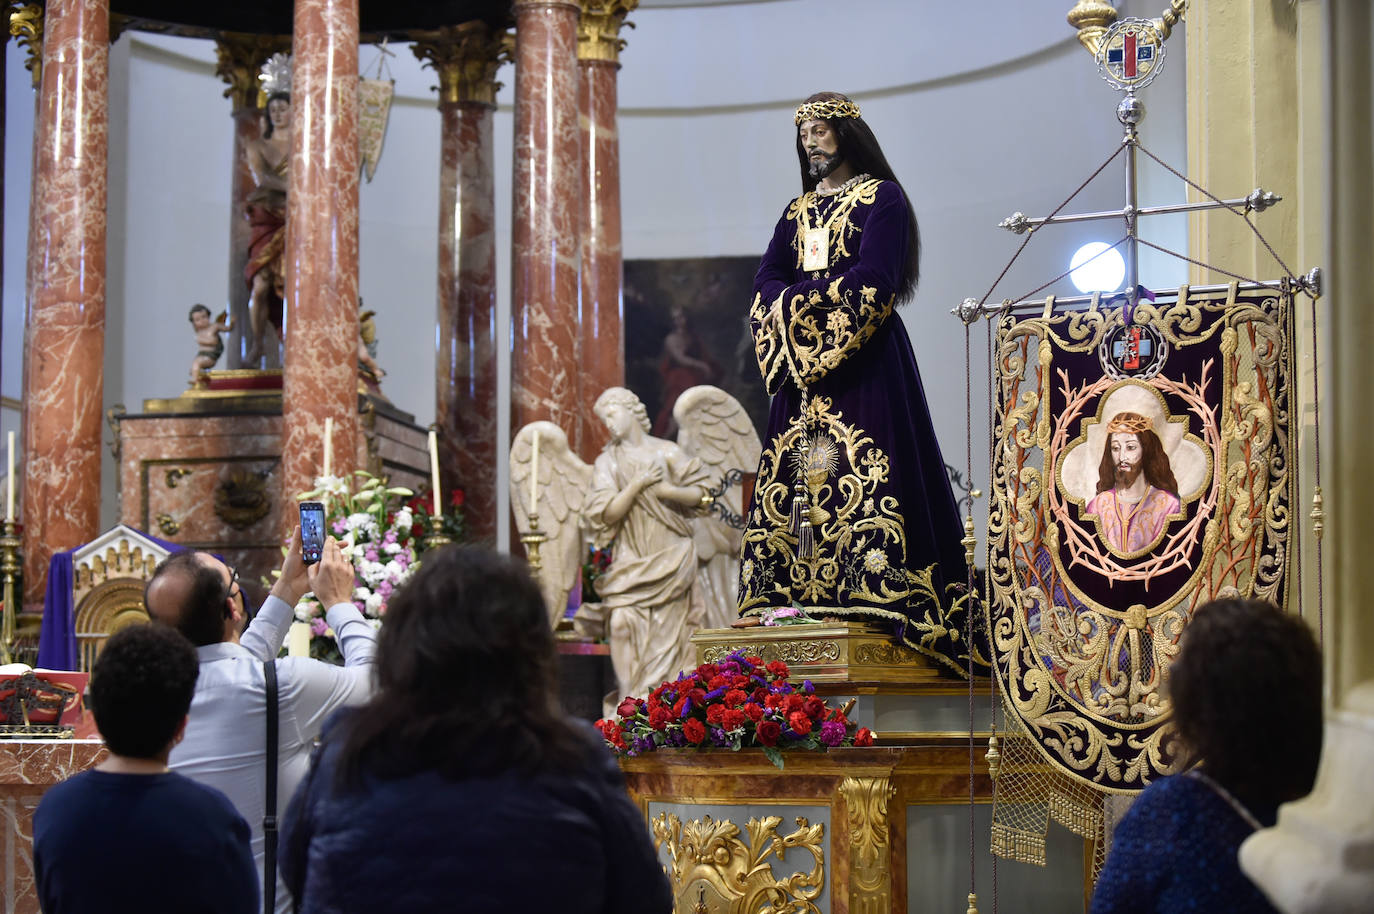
xmin=263 ymin=659 xmax=279 ymax=914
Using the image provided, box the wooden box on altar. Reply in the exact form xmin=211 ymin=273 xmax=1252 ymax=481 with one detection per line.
xmin=111 ymin=374 xmax=431 ymax=605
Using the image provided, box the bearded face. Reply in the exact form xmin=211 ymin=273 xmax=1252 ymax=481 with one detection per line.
xmin=799 ymin=118 xmax=844 ymax=180
xmin=1109 ymin=432 xmax=1143 ymax=489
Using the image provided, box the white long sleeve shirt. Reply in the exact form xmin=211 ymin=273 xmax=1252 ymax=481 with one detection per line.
xmin=170 ymin=594 xmax=377 ymax=914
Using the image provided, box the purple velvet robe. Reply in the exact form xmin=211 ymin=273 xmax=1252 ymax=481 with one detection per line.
xmin=738 ymin=178 xmax=980 ymax=675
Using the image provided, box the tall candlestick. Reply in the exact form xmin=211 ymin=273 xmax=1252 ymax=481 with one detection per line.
xmin=5 ymin=431 xmax=12 ymax=522
xmin=323 ymin=417 xmax=333 ymax=479
xmin=529 ymin=430 xmax=540 ymax=511
xmin=428 ymin=429 xmax=442 ymax=515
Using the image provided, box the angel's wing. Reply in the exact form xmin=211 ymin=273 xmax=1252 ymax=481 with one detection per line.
xmin=675 ymin=385 xmax=762 ymax=550
xmin=675 ymin=385 xmax=762 ymax=493
xmin=510 ymin=421 xmax=593 ymax=626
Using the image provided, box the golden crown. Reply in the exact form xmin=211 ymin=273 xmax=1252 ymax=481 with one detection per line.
xmin=1106 ymin=411 xmax=1154 ymax=434
xmin=794 ymin=98 xmax=861 ymax=125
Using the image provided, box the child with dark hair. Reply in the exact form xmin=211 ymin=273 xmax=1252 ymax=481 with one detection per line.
xmin=33 ymin=624 xmax=258 ymax=914
xmin=1092 ymin=598 xmax=1323 ymax=913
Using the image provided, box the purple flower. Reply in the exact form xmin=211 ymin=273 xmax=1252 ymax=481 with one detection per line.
xmin=802 ymin=680 xmax=815 ymax=693
xmin=309 ymin=617 xmax=328 ymax=636
xmin=378 ymin=579 xmax=394 ymax=598
xmin=332 ymin=519 xmax=348 ymax=535
xmin=383 ymin=529 xmax=398 ymax=545
xmin=364 ymin=547 xmax=379 ymax=563
xmin=819 ymin=720 xmax=846 ymax=747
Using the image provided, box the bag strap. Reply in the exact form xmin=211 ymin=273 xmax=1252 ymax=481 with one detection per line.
xmin=263 ymin=659 xmax=279 ymax=914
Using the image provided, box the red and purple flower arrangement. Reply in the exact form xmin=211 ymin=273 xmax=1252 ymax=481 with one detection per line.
xmin=595 ymin=650 xmax=874 ymax=769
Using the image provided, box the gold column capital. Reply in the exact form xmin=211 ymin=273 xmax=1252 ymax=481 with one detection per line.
xmin=411 ymin=21 xmax=510 ymax=107
xmin=214 ymin=33 xmax=290 ymax=112
xmin=577 ymin=0 xmax=638 ymax=64
xmin=8 ymin=2 xmax=43 ymax=89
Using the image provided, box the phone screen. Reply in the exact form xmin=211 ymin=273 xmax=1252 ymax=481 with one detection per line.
xmin=300 ymin=502 xmax=326 ymax=565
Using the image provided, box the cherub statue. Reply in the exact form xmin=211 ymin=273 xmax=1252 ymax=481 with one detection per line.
xmin=188 ymin=304 xmax=233 ymax=386
xmin=509 ymin=421 xmax=591 ymax=628
xmin=357 ymin=304 xmax=385 ymax=381
xmin=510 ymin=386 xmax=759 ymax=709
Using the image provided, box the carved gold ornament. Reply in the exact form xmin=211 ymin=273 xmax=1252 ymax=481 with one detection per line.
xmin=652 ymin=813 xmax=825 ymax=914
xmin=411 ymin=22 xmax=508 ymax=106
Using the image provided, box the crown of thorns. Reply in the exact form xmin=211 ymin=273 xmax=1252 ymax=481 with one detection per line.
xmin=794 ymin=98 xmax=861 ymax=125
xmin=1106 ymin=412 xmax=1154 ymax=434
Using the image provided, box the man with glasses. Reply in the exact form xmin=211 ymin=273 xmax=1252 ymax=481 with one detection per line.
xmin=144 ymin=529 xmax=372 ymax=914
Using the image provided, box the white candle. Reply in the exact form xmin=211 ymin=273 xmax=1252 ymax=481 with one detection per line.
xmin=428 ymin=429 xmax=442 ymax=515
xmin=529 ymin=429 xmax=540 ymax=512
xmin=322 ymin=417 xmax=333 ymax=479
xmin=288 ymin=621 xmax=311 ymax=657
xmin=5 ymin=431 xmax=13 ymax=523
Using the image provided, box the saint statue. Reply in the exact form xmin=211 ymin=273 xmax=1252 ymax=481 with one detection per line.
xmin=242 ymin=54 xmax=291 ymax=366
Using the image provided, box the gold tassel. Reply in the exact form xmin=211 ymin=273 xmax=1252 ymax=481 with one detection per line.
xmin=986 ymin=734 xmax=1001 ymax=781
xmin=791 ymin=479 xmax=805 ymax=536
xmin=798 ymin=517 xmax=815 ymax=560
xmin=967 ymin=892 xmax=980 ymax=914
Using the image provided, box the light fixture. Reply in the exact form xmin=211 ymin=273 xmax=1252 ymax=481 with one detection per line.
xmin=1069 ymin=242 xmax=1125 ymax=294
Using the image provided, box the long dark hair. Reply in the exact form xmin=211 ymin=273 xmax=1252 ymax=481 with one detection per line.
xmin=1169 ymin=598 xmax=1323 ymax=810
xmin=333 ymin=545 xmax=590 ymax=788
xmin=1095 ymin=426 xmax=1180 ymax=494
xmin=794 ymin=91 xmax=921 ymax=303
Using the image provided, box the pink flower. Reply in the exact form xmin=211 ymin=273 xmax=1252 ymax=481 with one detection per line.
xmin=309 ymin=617 xmax=328 ymax=636
xmin=332 ymin=519 xmax=348 ymax=535
xmin=383 ymin=530 xmax=398 ymax=545
xmin=364 ymin=547 xmax=379 ymax=562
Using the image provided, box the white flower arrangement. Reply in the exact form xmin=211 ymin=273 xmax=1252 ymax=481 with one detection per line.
xmin=291 ymin=471 xmax=417 ymax=661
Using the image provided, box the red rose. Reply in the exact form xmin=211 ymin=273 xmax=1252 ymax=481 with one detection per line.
xmin=756 ymin=720 xmax=782 ymax=747
xmin=743 ymin=703 xmax=765 ymax=722
xmin=688 ymin=688 xmax=707 ymax=706
xmin=696 ymin=664 xmax=719 ymax=679
xmin=451 ymin=488 xmax=465 ymax=508
xmin=745 ymin=655 xmax=763 ymax=667
xmin=648 ymin=707 xmax=670 ymax=731
xmin=683 ymin=718 xmax=707 ymax=744
xmin=782 ymin=694 xmax=805 ymax=715
xmin=617 ymin=696 xmax=640 ymax=718
xmin=788 ymin=711 xmax=813 ymax=735
xmin=804 ymin=697 xmax=826 ymax=719
xmin=705 ymin=705 xmax=726 ymax=726
xmin=722 ymin=709 xmax=747 ymax=731
xmin=707 ymin=675 xmax=729 ymax=691
xmin=724 ymin=689 xmax=747 ymax=707
xmin=671 ymin=697 xmax=687 ymax=719
xmin=855 ymin=727 xmax=874 ymax=747
xmin=766 ymin=660 xmax=790 ymax=679
xmin=731 ymin=675 xmax=750 ymax=689
xmin=764 ymin=693 xmax=783 ymax=710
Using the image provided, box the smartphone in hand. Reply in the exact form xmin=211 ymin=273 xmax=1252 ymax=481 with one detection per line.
xmin=300 ymin=501 xmax=326 ymax=566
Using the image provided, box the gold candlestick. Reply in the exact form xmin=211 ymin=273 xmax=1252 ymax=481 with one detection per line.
xmin=423 ymin=513 xmax=453 ymax=551
xmin=1 ymin=520 xmax=21 ymax=666
xmin=521 ymin=512 xmax=547 ymax=574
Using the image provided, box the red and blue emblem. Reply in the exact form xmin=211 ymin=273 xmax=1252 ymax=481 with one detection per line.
xmin=1097 ymin=18 xmax=1166 ymax=91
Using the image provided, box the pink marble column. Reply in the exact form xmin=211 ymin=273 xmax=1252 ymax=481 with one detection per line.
xmin=21 ymin=0 xmax=110 ymax=608
xmin=511 ymin=1 xmax=583 ymax=454
xmin=280 ymin=0 xmax=359 ymax=524
xmin=414 ymin=27 xmax=505 ymax=545
xmin=576 ymin=3 xmax=634 ymax=459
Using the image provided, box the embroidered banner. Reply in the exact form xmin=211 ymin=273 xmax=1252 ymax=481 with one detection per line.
xmin=987 ymin=284 xmax=1295 ymax=790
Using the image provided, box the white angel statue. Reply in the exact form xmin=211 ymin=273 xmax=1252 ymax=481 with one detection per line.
xmin=510 ymin=386 xmax=760 ymax=708
xmin=509 ymin=421 xmax=590 ymax=628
